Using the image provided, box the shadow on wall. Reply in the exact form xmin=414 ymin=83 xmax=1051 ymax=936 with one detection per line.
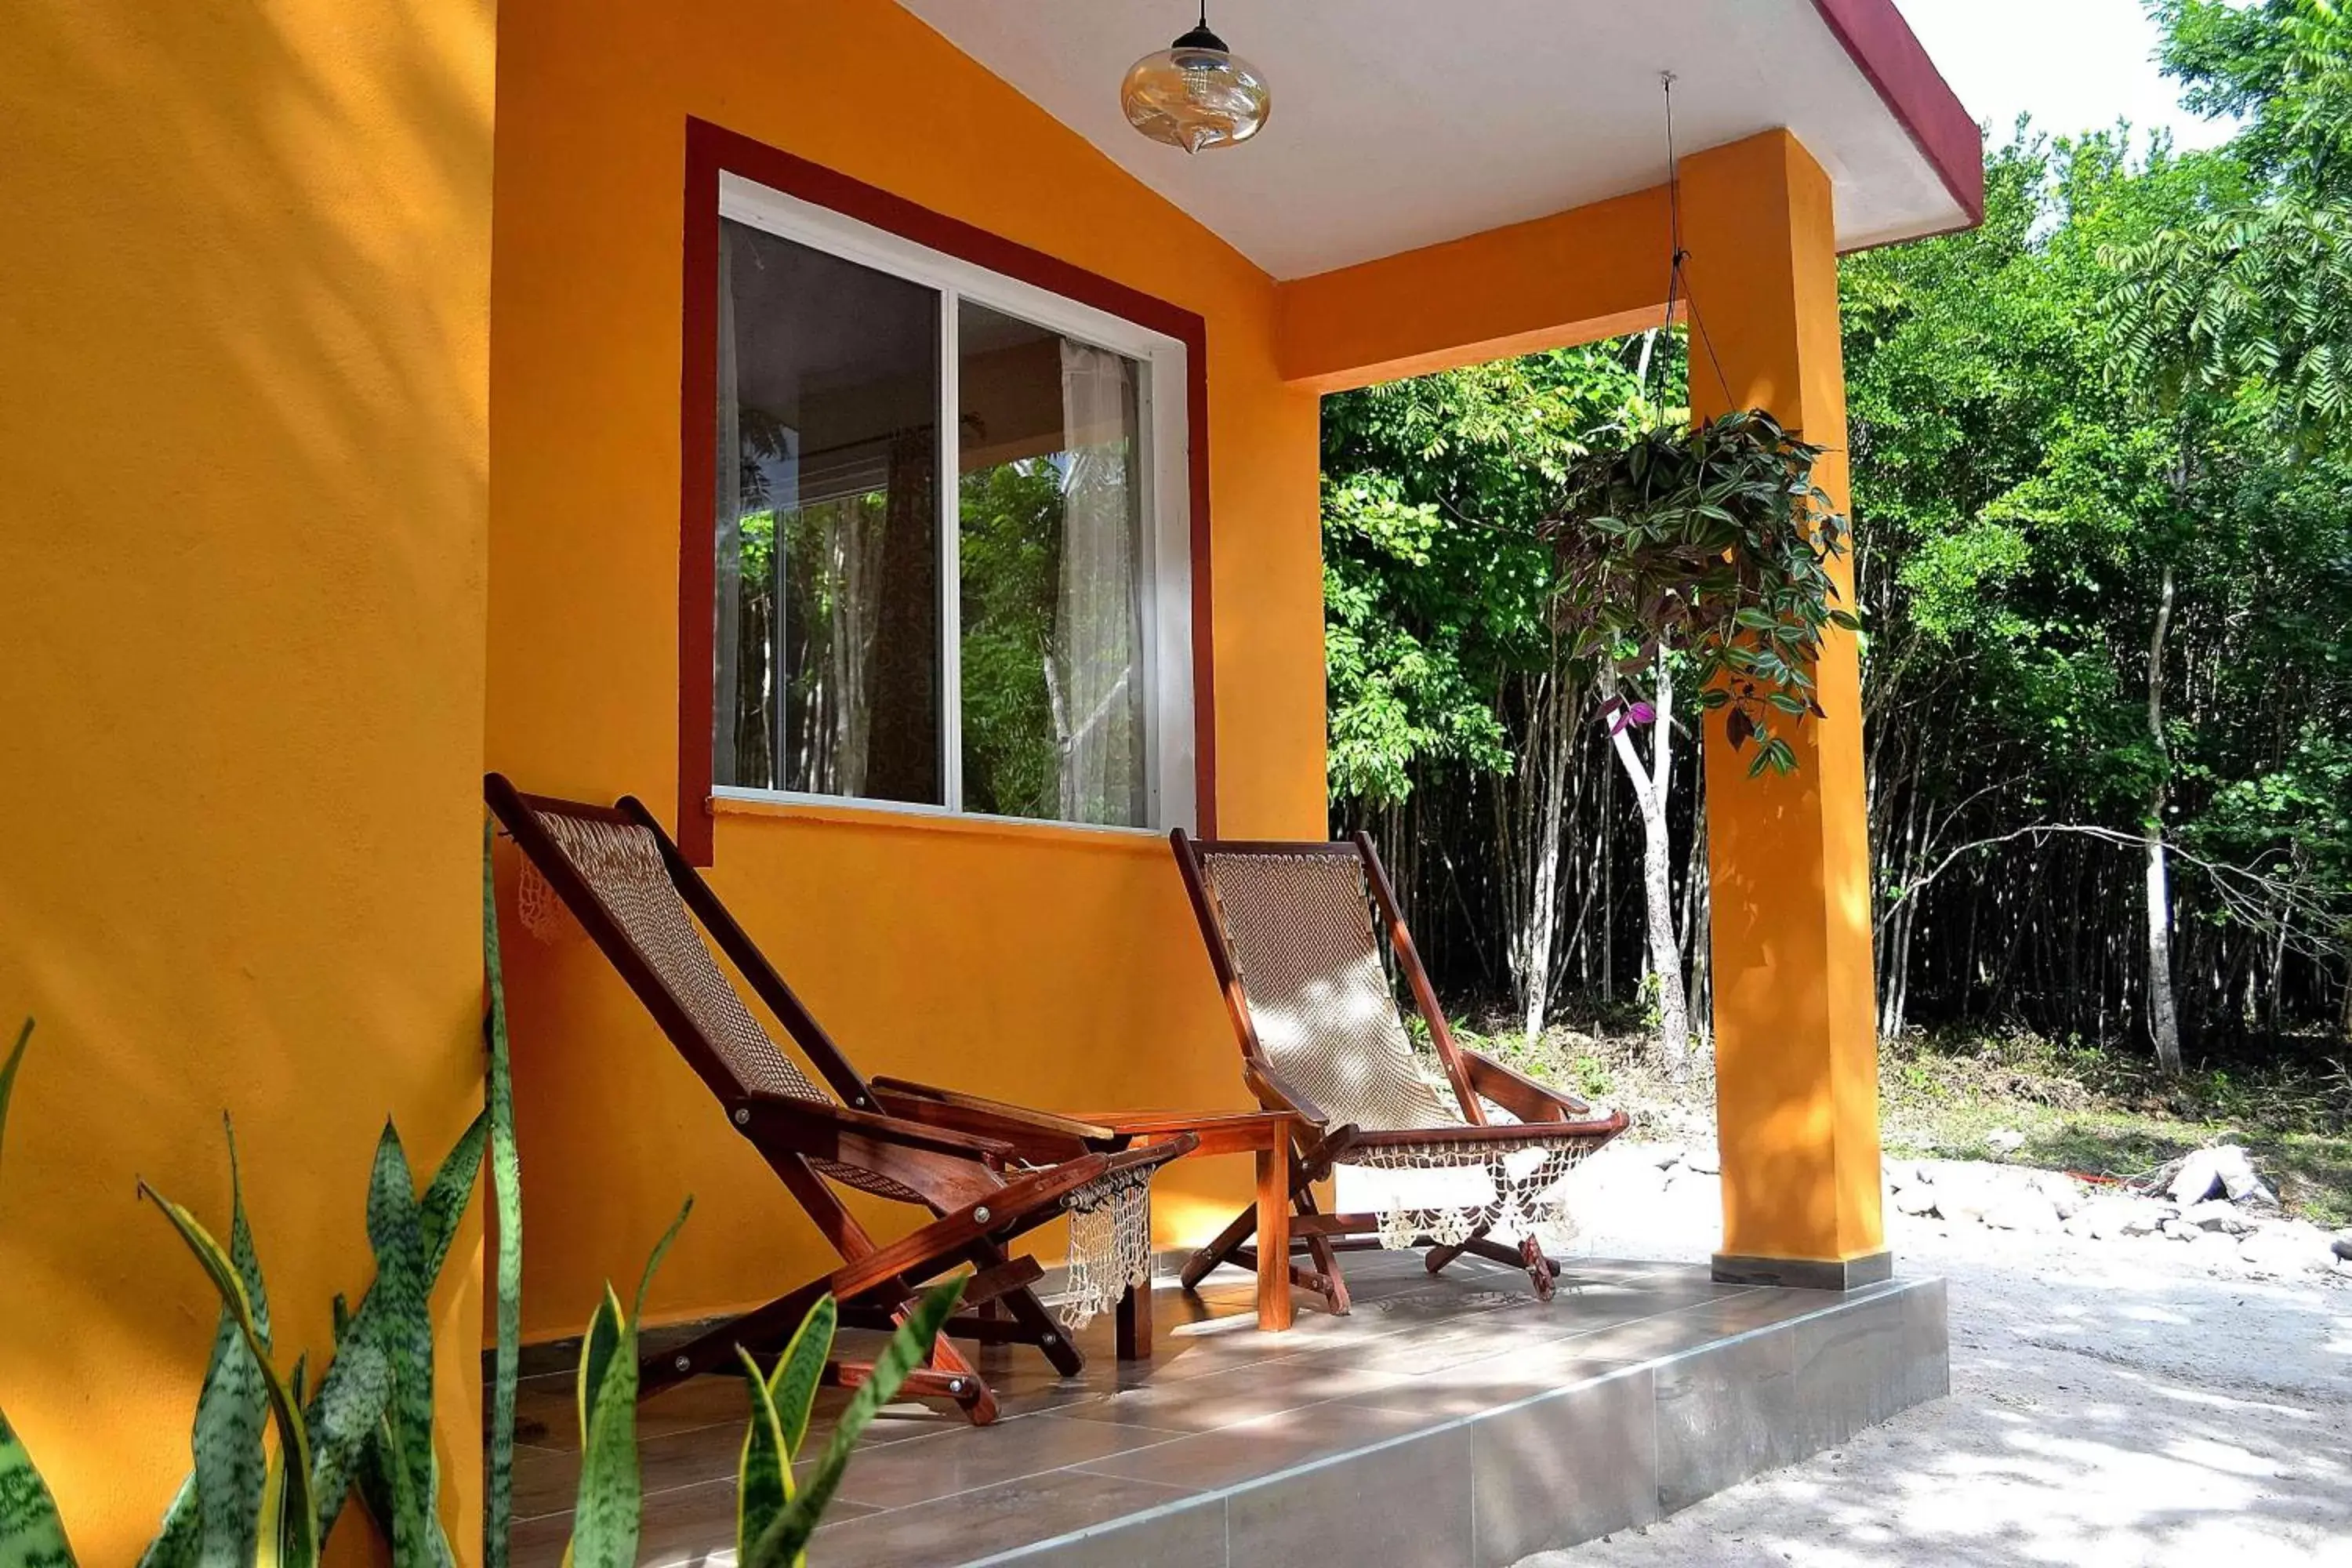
xmin=0 ymin=0 xmax=494 ymax=1561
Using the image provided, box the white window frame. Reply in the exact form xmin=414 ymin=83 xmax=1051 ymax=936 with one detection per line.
xmin=712 ymin=172 xmax=1195 ymax=837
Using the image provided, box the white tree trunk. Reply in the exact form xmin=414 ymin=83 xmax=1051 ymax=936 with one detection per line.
xmin=2144 ymin=562 xmax=2184 ymax=1076
xmin=1498 ymin=673 xmax=1574 ymax=1044
xmin=1602 ymin=654 xmax=1692 ymax=1076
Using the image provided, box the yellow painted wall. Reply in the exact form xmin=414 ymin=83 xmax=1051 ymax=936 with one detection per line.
xmin=485 ymin=0 xmax=1323 ymax=1338
xmin=0 ymin=0 xmax=495 ymax=1562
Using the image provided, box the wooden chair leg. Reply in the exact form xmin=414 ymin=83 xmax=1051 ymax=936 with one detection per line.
xmin=971 ymin=1241 xmax=1086 ymax=1377
xmin=1116 ymin=1278 xmax=1152 ymax=1360
xmin=1179 ymin=1200 xmax=1260 ymax=1290
xmin=1291 ymin=1185 xmax=1352 ymax=1316
xmin=1254 ymin=1138 xmax=1294 ymax=1330
xmin=1425 ymin=1220 xmax=1494 ymax=1276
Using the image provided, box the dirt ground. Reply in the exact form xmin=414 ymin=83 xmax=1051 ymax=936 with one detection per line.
xmin=1522 ymin=1169 xmax=2352 ymax=1567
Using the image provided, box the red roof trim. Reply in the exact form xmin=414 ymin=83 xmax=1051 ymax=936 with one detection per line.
xmin=1810 ymin=0 xmax=1986 ymax=235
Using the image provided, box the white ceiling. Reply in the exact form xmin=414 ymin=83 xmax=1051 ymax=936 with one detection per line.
xmin=895 ymin=1 xmax=1973 ymax=278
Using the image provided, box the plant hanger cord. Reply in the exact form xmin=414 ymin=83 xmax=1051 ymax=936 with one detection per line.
xmin=1658 ymin=71 xmax=1737 ymax=408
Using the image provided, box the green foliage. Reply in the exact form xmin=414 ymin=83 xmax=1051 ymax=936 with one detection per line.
xmin=956 ymin=460 xmax=1067 ymax=818
xmin=2110 ymin=2 xmax=2352 ymax=440
xmin=482 ymin=826 xmax=522 ymax=1568
xmin=1321 ymin=345 xmax=1662 ymax=805
xmin=138 ymin=1170 xmax=319 ymax=1568
xmin=564 ymin=1200 xmax=693 ymax=1568
xmin=1543 ymin=408 xmax=1857 ymax=777
xmin=738 ymin=1279 xmax=965 ymax=1568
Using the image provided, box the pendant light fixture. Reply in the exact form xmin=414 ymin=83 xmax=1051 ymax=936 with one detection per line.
xmin=1120 ymin=5 xmax=1271 ymax=154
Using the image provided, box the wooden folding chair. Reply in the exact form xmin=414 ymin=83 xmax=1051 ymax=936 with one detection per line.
xmin=487 ymin=775 xmax=1192 ymax=1425
xmin=1171 ymin=829 xmax=1628 ymax=1313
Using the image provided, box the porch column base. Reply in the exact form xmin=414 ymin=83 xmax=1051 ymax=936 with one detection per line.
xmin=1711 ymin=1250 xmax=1893 ymax=1292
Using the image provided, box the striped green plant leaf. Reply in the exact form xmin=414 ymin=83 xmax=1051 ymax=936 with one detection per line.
xmin=740 ymin=1280 xmax=964 ymax=1568
xmin=0 ymin=1022 xmax=74 ymax=1568
xmin=358 ymin=1125 xmax=438 ymax=1563
xmin=563 ymin=1289 xmax=637 ymax=1568
xmin=194 ymin=1119 xmax=272 ymax=1568
xmin=418 ymin=1111 xmax=488 ymax=1273
xmin=768 ymin=1294 xmax=834 ymax=1462
xmin=310 ymin=1115 xmax=482 ymax=1544
xmin=0 ymin=1405 xmax=78 ymax=1568
xmin=566 ymin=1200 xmax=692 ymax=1568
xmin=482 ymin=826 xmax=524 ymax=1568
xmin=731 ymin=1349 xmax=791 ymax=1563
xmin=139 ymin=1185 xmax=318 ymax=1568
xmin=0 ymin=1019 xmax=29 ymax=1193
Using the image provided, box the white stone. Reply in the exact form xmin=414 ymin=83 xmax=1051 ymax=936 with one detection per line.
xmin=2183 ymin=1199 xmax=2255 ymax=1236
xmin=2161 ymin=1218 xmax=2200 ymax=1242
xmin=1984 ymin=1192 xmax=2063 ymax=1232
xmin=2238 ymin=1225 xmax=2325 ymax=1277
xmin=2116 ymin=1203 xmax=2173 ymax=1237
xmin=2166 ymin=1145 xmax=2265 ymax=1207
xmin=1987 ymin=1128 xmax=2027 ymax=1155
xmin=2030 ymin=1171 xmax=2083 ymax=1220
xmin=1892 ymin=1185 xmax=1940 ymax=1217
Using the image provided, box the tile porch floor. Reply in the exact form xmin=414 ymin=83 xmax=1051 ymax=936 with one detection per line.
xmin=503 ymin=1251 xmax=1947 ymax=1567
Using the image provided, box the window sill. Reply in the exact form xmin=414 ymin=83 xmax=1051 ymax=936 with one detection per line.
xmin=709 ymin=791 xmax=1172 ymax=855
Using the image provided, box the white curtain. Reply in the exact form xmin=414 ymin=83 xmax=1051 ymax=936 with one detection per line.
xmin=1052 ymin=341 xmax=1145 ymax=826
xmin=713 ymin=230 xmax=745 ymax=786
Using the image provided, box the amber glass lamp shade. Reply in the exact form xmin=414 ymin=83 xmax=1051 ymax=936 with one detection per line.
xmin=1120 ymin=23 xmax=1271 ymax=154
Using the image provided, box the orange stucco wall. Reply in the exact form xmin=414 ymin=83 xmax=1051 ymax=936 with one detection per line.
xmin=485 ymin=0 xmax=1323 ymax=1339
xmin=0 ymin=0 xmax=495 ymax=1562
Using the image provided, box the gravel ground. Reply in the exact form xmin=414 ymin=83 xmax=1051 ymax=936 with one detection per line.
xmin=1522 ymin=1166 xmax=2352 ymax=1567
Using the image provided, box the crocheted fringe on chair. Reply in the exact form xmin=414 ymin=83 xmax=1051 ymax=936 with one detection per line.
xmin=1341 ymin=1134 xmax=1604 ymax=1250
xmin=1056 ymin=1162 xmax=1157 ymax=1330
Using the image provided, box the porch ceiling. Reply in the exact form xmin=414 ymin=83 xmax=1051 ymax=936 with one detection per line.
xmin=895 ymin=0 xmax=1983 ymax=278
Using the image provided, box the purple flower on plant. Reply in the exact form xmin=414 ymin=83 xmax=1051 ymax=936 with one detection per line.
xmin=1609 ymin=699 xmax=1658 ymax=735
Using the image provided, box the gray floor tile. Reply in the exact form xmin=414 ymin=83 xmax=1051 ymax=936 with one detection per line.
xmin=1224 ymin=1422 xmax=1473 ymax=1568
xmin=809 ymin=1468 xmax=1207 ymax=1568
xmin=1652 ymin=1319 xmax=1802 ymax=1512
xmin=1470 ymin=1367 xmax=1658 ymax=1566
xmin=829 ymin=1413 xmax=1186 ymax=1510
xmin=1073 ymin=1400 xmax=1439 ymax=1492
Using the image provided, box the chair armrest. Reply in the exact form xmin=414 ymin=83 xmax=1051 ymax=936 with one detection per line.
xmin=1242 ymin=1058 xmax=1328 ymax=1127
xmin=866 ymin=1076 xmax=1124 ymax=1160
xmin=727 ymin=1092 xmax=1020 ymax=1167
xmin=1460 ymin=1048 xmax=1588 ymax=1122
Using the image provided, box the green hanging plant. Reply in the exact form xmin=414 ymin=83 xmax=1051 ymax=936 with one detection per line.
xmin=482 ymin=822 xmax=524 ymax=1568
xmin=1541 ymin=408 xmax=1861 ymax=776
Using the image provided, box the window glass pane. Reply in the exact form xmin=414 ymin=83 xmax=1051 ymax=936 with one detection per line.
xmin=956 ymin=300 xmax=1148 ymax=826
xmin=716 ymin=217 xmax=942 ymax=804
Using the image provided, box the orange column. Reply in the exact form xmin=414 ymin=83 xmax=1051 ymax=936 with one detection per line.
xmin=1680 ymin=132 xmax=1886 ymax=1286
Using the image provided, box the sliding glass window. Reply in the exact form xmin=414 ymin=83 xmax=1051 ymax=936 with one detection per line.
xmin=710 ymin=177 xmax=1192 ymax=831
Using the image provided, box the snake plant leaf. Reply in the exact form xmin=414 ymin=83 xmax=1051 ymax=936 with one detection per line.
xmin=567 ymin=1199 xmax=692 ymax=1568
xmin=192 ymin=1117 xmax=273 ymax=1568
xmin=0 ymin=1019 xmax=29 ymax=1192
xmin=769 ymin=1294 xmax=834 ymax=1463
xmin=0 ymin=1405 xmax=78 ymax=1568
xmin=740 ymin=1280 xmax=964 ymax=1568
xmin=418 ymin=1110 xmax=488 ymax=1272
xmin=630 ymin=1198 xmax=694 ymax=1327
xmin=0 ymin=1022 xmax=76 ymax=1568
xmin=563 ymin=1288 xmax=638 ymax=1568
xmin=482 ymin=826 xmax=523 ymax=1568
xmin=358 ymin=1124 xmax=438 ymax=1563
xmin=310 ymin=1113 xmax=483 ymax=1543
xmin=731 ymin=1349 xmax=792 ymax=1564
xmin=139 ymin=1185 xmax=318 ymax=1568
